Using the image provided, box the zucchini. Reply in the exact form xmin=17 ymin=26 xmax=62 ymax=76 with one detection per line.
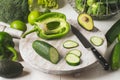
xmin=68 ymin=49 xmax=82 ymax=57
xmin=32 ymin=40 xmax=60 ymax=64
xmin=110 ymin=42 xmax=120 ymax=70
xmin=65 ymin=53 xmax=80 ymax=66
xmin=90 ymin=36 xmax=104 ymax=46
xmin=63 ymin=40 xmax=79 ymax=49
xmin=105 ymin=19 xmax=120 ymax=44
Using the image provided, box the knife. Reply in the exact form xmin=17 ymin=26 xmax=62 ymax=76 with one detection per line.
xmin=71 ymin=25 xmax=109 ymax=70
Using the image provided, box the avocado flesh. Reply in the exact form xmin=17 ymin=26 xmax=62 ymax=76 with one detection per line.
xmin=78 ymin=13 xmax=94 ymax=31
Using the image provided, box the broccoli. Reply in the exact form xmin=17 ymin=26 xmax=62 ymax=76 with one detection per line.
xmin=87 ymin=0 xmax=96 ymax=6
xmin=87 ymin=2 xmax=106 ymax=16
xmin=75 ymin=0 xmax=88 ymax=12
xmin=0 ymin=0 xmax=30 ymax=23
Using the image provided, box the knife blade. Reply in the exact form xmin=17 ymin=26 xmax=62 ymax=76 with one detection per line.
xmin=71 ymin=25 xmax=109 ymax=70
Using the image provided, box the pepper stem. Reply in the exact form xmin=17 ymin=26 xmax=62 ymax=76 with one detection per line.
xmin=22 ymin=28 xmax=38 ymax=38
xmin=7 ymin=46 xmax=18 ymax=61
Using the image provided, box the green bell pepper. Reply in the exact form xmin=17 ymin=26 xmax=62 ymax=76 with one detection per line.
xmin=22 ymin=12 xmax=70 ymax=39
xmin=0 ymin=32 xmax=18 ymax=61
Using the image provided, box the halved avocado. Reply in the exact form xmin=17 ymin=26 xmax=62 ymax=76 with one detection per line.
xmin=77 ymin=13 xmax=94 ymax=31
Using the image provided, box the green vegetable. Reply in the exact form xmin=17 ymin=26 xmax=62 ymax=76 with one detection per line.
xmin=65 ymin=53 xmax=80 ymax=66
xmin=110 ymin=42 xmax=120 ymax=70
xmin=63 ymin=40 xmax=79 ymax=49
xmin=0 ymin=0 xmax=30 ymax=23
xmin=32 ymin=40 xmax=60 ymax=64
xmin=105 ymin=19 xmax=120 ymax=44
xmin=75 ymin=0 xmax=87 ymax=12
xmin=28 ymin=10 xmax=42 ymax=25
xmin=0 ymin=32 xmax=18 ymax=61
xmin=10 ymin=20 xmax=27 ymax=32
xmin=29 ymin=0 xmax=59 ymax=11
xmin=68 ymin=49 xmax=82 ymax=57
xmin=0 ymin=60 xmax=23 ymax=78
xmin=77 ymin=13 xmax=94 ymax=31
xmin=87 ymin=2 xmax=106 ymax=16
xmin=38 ymin=0 xmax=59 ymax=9
xmin=118 ymin=34 xmax=120 ymax=42
xmin=87 ymin=0 xmax=96 ymax=6
xmin=100 ymin=0 xmax=118 ymax=3
xmin=90 ymin=36 xmax=104 ymax=46
xmin=22 ymin=12 xmax=70 ymax=39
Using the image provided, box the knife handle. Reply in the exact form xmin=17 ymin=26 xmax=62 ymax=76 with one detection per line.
xmin=91 ymin=47 xmax=109 ymax=70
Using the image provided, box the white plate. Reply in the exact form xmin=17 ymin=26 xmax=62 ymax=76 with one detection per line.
xmin=19 ymin=1 xmax=107 ymax=74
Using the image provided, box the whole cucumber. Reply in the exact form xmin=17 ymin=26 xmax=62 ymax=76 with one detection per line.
xmin=32 ymin=40 xmax=60 ymax=64
xmin=105 ymin=19 xmax=120 ymax=44
xmin=110 ymin=42 xmax=120 ymax=70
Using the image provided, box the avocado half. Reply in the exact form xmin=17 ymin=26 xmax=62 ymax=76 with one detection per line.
xmin=77 ymin=13 xmax=94 ymax=31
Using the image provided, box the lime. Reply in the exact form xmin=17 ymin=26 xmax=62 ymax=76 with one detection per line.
xmin=10 ymin=20 xmax=27 ymax=32
xmin=28 ymin=10 xmax=41 ymax=25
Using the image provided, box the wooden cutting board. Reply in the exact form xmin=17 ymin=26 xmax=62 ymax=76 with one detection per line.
xmin=19 ymin=20 xmax=107 ymax=74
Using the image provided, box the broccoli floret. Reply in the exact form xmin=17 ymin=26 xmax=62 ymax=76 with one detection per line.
xmin=75 ymin=0 xmax=88 ymax=12
xmin=87 ymin=0 xmax=96 ymax=6
xmin=87 ymin=2 xmax=106 ymax=16
xmin=0 ymin=0 xmax=30 ymax=23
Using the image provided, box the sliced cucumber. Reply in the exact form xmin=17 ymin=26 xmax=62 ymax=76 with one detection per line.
xmin=65 ymin=53 xmax=80 ymax=66
xmin=69 ymin=49 xmax=82 ymax=57
xmin=63 ymin=40 xmax=79 ymax=49
xmin=90 ymin=36 xmax=104 ymax=46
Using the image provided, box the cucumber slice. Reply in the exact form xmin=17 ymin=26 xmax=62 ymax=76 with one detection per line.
xmin=65 ymin=53 xmax=80 ymax=66
xmin=69 ymin=49 xmax=82 ymax=57
xmin=63 ymin=40 xmax=79 ymax=49
xmin=90 ymin=36 xmax=104 ymax=46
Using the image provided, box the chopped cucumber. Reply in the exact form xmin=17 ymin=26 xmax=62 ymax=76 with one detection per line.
xmin=69 ymin=49 xmax=82 ymax=57
xmin=63 ymin=40 xmax=79 ymax=49
xmin=65 ymin=53 xmax=80 ymax=66
xmin=90 ymin=36 xmax=104 ymax=46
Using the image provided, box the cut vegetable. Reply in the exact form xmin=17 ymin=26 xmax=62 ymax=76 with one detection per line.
xmin=110 ymin=42 xmax=120 ymax=70
xmin=32 ymin=40 xmax=60 ymax=64
xmin=90 ymin=36 xmax=104 ymax=46
xmin=69 ymin=49 xmax=82 ymax=57
xmin=77 ymin=13 xmax=94 ymax=31
xmin=65 ymin=53 xmax=80 ymax=66
xmin=63 ymin=40 xmax=79 ymax=49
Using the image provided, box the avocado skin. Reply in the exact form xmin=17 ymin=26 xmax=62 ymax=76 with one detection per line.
xmin=0 ymin=60 xmax=23 ymax=78
xmin=77 ymin=13 xmax=94 ymax=31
